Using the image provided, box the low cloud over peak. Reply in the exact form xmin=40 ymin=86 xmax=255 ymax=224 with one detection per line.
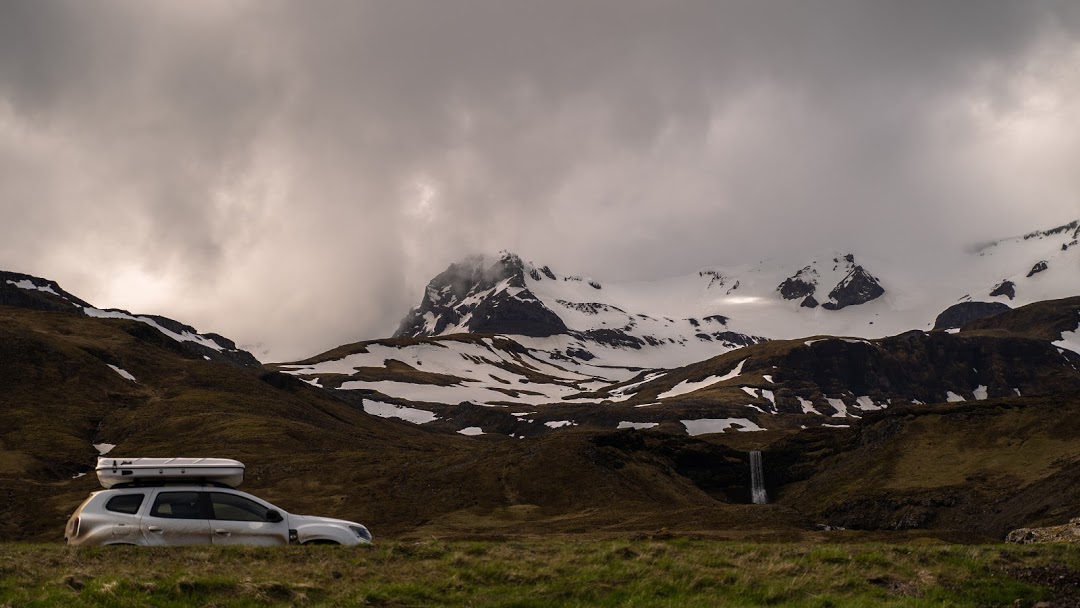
xmin=1 ymin=1 xmax=1079 ymax=360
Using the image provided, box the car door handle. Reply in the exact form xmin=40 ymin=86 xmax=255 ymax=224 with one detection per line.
xmin=147 ymin=526 xmax=163 ymax=533
xmin=213 ymin=529 xmax=231 ymax=536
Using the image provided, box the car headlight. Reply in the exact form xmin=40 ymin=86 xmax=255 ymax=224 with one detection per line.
xmin=349 ymin=525 xmax=372 ymax=542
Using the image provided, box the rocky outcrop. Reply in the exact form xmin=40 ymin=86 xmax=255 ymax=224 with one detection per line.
xmin=1028 ymin=260 xmax=1049 ymax=277
xmin=801 ymin=295 xmax=819 ymax=309
xmin=822 ymin=266 xmax=885 ymax=310
xmin=933 ymin=301 xmax=1010 ymax=330
xmin=990 ymin=280 xmax=1017 ymax=300
xmin=778 ymin=278 xmax=815 ymax=300
xmin=1007 ymin=518 xmax=1080 ymax=544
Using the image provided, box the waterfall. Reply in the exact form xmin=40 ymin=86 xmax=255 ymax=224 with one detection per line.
xmin=749 ymin=450 xmax=768 ymax=504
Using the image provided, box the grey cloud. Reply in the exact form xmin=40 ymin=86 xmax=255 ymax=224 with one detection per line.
xmin=1 ymin=1 xmax=1079 ymax=360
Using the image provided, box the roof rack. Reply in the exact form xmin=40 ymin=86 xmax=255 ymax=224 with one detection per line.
xmin=108 ymin=480 xmax=236 ymax=489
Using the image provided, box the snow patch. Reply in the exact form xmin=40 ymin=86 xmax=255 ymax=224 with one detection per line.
xmin=94 ymin=443 xmax=116 ymax=455
xmin=946 ymin=391 xmax=966 ymax=402
xmin=6 ymin=279 xmax=61 ymax=296
xmin=458 ymin=427 xmax=484 ymax=436
xmin=973 ymin=385 xmax=988 ymax=400
xmin=544 ymin=420 xmax=576 ymax=428
xmin=107 ymin=365 xmax=136 ymax=382
xmin=826 ymin=398 xmax=850 ymax=418
xmin=797 ymin=397 xmax=821 ymax=415
xmin=657 ymin=359 xmax=746 ymax=400
xmin=854 ymin=395 xmax=881 ymax=411
xmin=681 ymin=418 xmax=764 ymax=436
xmin=363 ymin=401 xmax=439 ymax=424
xmin=617 ymin=421 xmax=658 ymax=430
xmin=1053 ymin=328 xmax=1080 ymax=355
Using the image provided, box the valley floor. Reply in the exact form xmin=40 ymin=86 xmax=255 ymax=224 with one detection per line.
xmin=1 ymin=539 xmax=1077 ymax=607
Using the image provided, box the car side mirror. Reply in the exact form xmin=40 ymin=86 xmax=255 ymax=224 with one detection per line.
xmin=265 ymin=509 xmax=284 ymax=523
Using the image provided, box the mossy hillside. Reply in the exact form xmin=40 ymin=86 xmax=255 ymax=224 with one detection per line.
xmin=963 ymin=295 xmax=1080 ymax=341
xmin=772 ymin=395 xmax=1080 ymax=535
xmin=0 ymin=540 xmax=1076 ymax=607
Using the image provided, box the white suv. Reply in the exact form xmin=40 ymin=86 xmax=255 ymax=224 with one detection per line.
xmin=65 ymin=484 xmax=372 ymax=546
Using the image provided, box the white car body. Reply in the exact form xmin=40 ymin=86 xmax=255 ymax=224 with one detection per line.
xmin=65 ymin=484 xmax=372 ymax=546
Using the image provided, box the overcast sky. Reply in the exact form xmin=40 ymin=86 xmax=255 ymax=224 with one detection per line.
xmin=2 ymin=1 xmax=1080 ymax=361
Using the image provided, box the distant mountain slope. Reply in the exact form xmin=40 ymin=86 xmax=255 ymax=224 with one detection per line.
xmin=278 ymin=298 xmax=1080 ymax=443
xmin=972 ymin=220 xmax=1080 ymax=305
xmin=0 ymin=270 xmax=259 ymax=366
xmin=395 ymin=220 xmax=1080 ymax=352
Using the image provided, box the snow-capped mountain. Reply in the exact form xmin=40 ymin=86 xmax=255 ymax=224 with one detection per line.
xmin=396 ymin=219 xmax=1080 ymax=358
xmin=276 ymin=219 xmax=1080 ymax=438
xmin=0 ymin=270 xmax=260 ymax=366
xmin=390 ymin=249 xmax=897 ymax=373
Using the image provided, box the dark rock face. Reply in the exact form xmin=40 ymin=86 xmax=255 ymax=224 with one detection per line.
xmin=575 ymin=329 xmax=644 ymax=349
xmin=800 ymin=295 xmax=819 ymax=309
xmin=711 ymin=331 xmax=766 ymax=347
xmin=777 ymin=266 xmax=817 ymax=300
xmin=395 ymin=253 xmax=567 ymax=338
xmin=774 ymin=330 xmax=1080 ymax=405
xmin=990 ymin=280 xmax=1017 ymax=300
xmin=466 ymin=289 xmax=568 ymax=337
xmin=822 ymin=266 xmax=885 ymax=310
xmin=1027 ymin=260 xmax=1049 ymax=277
xmin=933 ymin=301 xmax=1011 ymax=330
xmin=566 ymin=346 xmax=595 ymax=361
xmin=778 ymin=277 xmax=816 ymax=300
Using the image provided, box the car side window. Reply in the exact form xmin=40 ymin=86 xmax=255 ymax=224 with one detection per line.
xmin=209 ymin=492 xmax=271 ymax=522
xmin=105 ymin=494 xmax=144 ymax=515
xmin=150 ymin=492 xmax=204 ymax=519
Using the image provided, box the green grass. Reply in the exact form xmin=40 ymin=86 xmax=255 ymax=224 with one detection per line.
xmin=0 ymin=540 xmax=1076 ymax=607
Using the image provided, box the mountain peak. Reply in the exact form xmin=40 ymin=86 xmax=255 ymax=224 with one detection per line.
xmin=394 ymin=252 xmax=566 ymax=338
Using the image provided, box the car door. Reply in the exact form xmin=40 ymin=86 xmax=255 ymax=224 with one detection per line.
xmin=140 ymin=490 xmax=212 ymax=546
xmin=206 ymin=490 xmax=289 ymax=546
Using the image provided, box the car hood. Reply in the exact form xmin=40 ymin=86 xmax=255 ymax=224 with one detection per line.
xmin=289 ymin=513 xmax=362 ymax=528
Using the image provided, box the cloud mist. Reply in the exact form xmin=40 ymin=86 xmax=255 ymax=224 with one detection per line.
xmin=2 ymin=1 xmax=1079 ymax=360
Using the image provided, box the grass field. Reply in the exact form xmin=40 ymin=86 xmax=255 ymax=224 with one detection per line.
xmin=1 ymin=539 xmax=1077 ymax=607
